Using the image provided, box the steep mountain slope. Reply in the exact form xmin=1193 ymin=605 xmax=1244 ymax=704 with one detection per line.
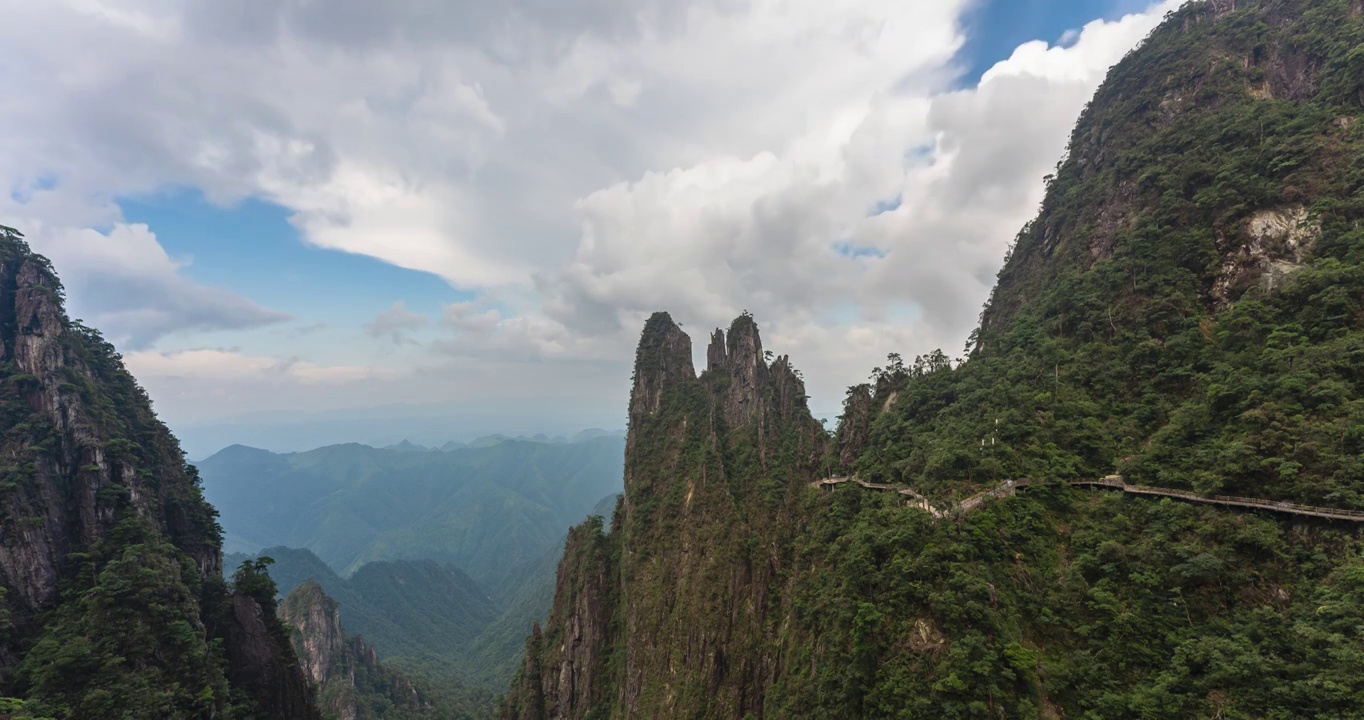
xmin=281 ymin=581 xmax=495 ymax=720
xmin=197 ymin=436 xmax=624 ymax=581
xmin=504 ymin=1 xmax=1364 ymax=718
xmin=847 ymin=0 xmax=1364 ymax=504
xmin=504 ymin=312 xmax=828 ymax=718
xmin=0 ymin=226 xmax=318 ymax=718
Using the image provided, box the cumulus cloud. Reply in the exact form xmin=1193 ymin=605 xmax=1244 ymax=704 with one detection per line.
xmin=126 ymin=348 xmax=391 ymax=385
xmin=15 ymin=221 xmax=290 ymax=348
xmin=124 ymin=348 xmax=404 ymax=422
xmin=364 ymin=302 xmax=429 ymax=345
xmin=517 ymin=0 xmax=1186 ymax=403
xmin=0 ymin=0 xmax=1188 ymax=420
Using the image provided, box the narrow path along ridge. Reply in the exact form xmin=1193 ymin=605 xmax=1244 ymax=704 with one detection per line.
xmin=812 ymin=475 xmax=1364 ymax=522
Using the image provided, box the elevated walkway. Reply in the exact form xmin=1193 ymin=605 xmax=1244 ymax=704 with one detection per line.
xmin=812 ymin=475 xmax=1364 ymax=522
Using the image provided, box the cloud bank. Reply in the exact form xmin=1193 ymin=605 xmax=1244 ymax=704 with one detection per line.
xmin=0 ymin=0 xmax=1184 ymax=430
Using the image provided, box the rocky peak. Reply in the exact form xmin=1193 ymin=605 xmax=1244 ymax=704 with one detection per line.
xmin=0 ymin=232 xmax=219 ymax=657
xmin=706 ymin=328 xmax=726 ymax=371
xmin=628 ymin=312 xmax=694 ymax=419
xmin=280 ymin=580 xmax=430 ymax=720
xmin=719 ymin=314 xmax=768 ymax=427
xmin=503 ymin=519 xmax=612 ymax=720
xmin=280 ymin=581 xmax=346 ymax=688
xmin=503 ymin=313 xmax=829 ymax=720
xmin=835 ymin=384 xmax=874 ymax=471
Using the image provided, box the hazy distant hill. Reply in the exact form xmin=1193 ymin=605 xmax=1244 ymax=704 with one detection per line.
xmin=229 ymin=514 xmax=612 ymax=690
xmin=198 ymin=435 xmax=625 ymax=584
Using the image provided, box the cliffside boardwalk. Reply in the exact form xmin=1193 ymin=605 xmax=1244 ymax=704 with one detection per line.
xmin=813 ymin=475 xmax=1364 ymax=523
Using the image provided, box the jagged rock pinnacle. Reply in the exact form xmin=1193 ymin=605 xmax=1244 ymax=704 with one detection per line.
xmin=722 ymin=314 xmax=766 ymax=427
xmin=706 ymin=328 xmax=727 ymax=371
xmin=629 ymin=312 xmax=695 ymax=418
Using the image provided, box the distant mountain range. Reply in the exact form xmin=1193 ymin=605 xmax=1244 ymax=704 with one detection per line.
xmin=382 ymin=428 xmax=625 ymax=453
xmin=202 ymin=434 xmax=623 ymax=692
xmin=230 ymin=491 xmax=621 ymax=690
xmin=171 ymin=399 xmax=627 ymax=459
xmin=196 ymin=434 xmax=625 ymax=584
xmin=227 ymin=540 xmax=564 ymax=690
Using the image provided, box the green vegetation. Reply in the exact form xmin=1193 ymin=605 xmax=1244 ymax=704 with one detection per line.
xmin=779 ymin=485 xmax=1364 ymax=718
xmin=0 ymin=226 xmax=317 ymax=717
xmin=851 ymin=0 xmax=1364 ymax=507
xmin=17 ymin=519 xmax=231 ymax=719
xmin=236 ymin=522 xmax=570 ymax=690
xmin=505 ymin=2 xmax=1364 ymax=718
xmin=280 ymin=582 xmax=496 ymax=720
xmin=0 ymin=697 xmax=55 ymax=720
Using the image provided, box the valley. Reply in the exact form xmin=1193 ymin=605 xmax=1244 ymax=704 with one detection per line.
xmin=3 ymin=0 xmax=1364 ymax=718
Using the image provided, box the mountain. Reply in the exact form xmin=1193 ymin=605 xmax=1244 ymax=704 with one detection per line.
xmin=383 ymin=440 xmax=430 ymax=453
xmin=197 ymin=437 xmax=624 ymax=583
xmin=503 ymin=1 xmax=1364 ymax=717
xmin=240 ymin=520 xmax=606 ymax=690
xmin=244 ymin=547 xmax=497 ymax=661
xmin=0 ymin=226 xmax=319 ymax=718
xmin=281 ymin=581 xmax=495 ymax=720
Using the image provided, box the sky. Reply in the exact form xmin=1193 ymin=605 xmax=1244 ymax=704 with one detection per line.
xmin=0 ymin=0 xmax=1187 ymax=456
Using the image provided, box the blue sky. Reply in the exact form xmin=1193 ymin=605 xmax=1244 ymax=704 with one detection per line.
xmin=960 ymin=0 xmax=1163 ymax=81
xmin=0 ymin=0 xmax=1183 ymax=455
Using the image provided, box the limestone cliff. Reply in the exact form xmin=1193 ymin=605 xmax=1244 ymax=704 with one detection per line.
xmin=0 ymin=226 xmax=318 ymax=718
xmin=0 ymin=237 xmax=218 ymax=648
xmin=281 ymin=581 xmax=430 ymax=720
xmin=503 ymin=313 xmax=827 ymax=719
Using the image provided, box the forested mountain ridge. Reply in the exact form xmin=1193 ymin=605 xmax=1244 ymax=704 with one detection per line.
xmin=0 ymin=226 xmax=319 ymax=718
xmin=234 ymin=498 xmax=612 ymax=692
xmin=504 ymin=1 xmax=1364 ymax=717
xmin=197 ymin=436 xmax=624 ymax=582
xmin=854 ymin=0 xmax=1364 ymax=505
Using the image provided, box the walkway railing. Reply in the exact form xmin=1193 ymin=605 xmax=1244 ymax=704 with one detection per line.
xmin=812 ymin=474 xmax=1364 ymax=522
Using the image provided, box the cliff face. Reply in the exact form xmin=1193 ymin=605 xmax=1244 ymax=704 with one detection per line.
xmin=980 ymin=0 xmax=1364 ymax=342
xmin=504 ymin=313 xmax=827 ymax=719
xmin=507 ymin=1 xmax=1364 ymax=717
xmin=504 ymin=518 xmax=614 ymax=720
xmin=0 ymin=227 xmax=318 ymax=718
xmin=0 ymin=244 xmax=218 ymax=638
xmin=281 ymin=581 xmax=430 ymax=720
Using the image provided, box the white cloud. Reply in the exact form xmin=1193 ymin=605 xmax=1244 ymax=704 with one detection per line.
xmin=0 ymin=0 xmax=1188 ymax=423
xmin=364 ymin=301 xmax=429 ymax=345
xmin=509 ymin=0 xmax=1187 ymax=405
xmin=125 ymin=348 xmax=394 ymax=386
xmin=123 ymin=344 xmax=630 ymax=431
xmin=9 ymin=221 xmax=290 ymax=348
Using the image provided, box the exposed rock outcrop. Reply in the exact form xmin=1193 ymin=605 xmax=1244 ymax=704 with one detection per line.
xmin=221 ymin=593 xmax=322 ymax=720
xmin=281 ymin=581 xmax=430 ymax=720
xmin=0 ymin=227 xmax=319 ymax=717
xmin=627 ymin=313 xmax=694 ymax=418
xmin=835 ymin=384 xmax=873 ymax=472
xmin=503 ymin=312 xmax=827 ymax=719
xmin=1213 ymin=205 xmax=1319 ymax=303
xmin=0 ymin=249 xmax=214 ymax=637
xmin=505 ymin=519 xmax=613 ymax=720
